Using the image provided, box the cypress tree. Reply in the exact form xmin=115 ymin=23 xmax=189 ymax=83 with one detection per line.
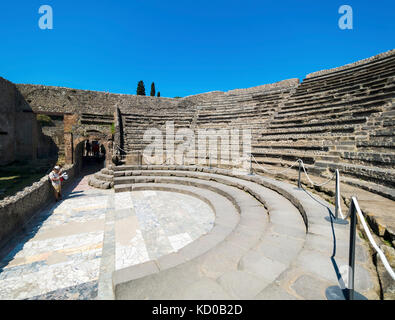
xmin=157 ymin=91 xmax=161 ymax=97
xmin=137 ymin=81 xmax=146 ymax=96
xmin=150 ymin=82 xmax=156 ymax=97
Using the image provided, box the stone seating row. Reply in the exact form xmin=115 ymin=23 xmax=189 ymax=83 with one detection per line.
xmin=294 ymin=70 xmax=395 ymax=97
xmin=288 ymin=80 xmax=394 ymax=107
xmin=300 ymin=57 xmax=395 ymax=85
xmin=281 ymin=90 xmax=393 ymax=114
xmin=290 ymin=77 xmax=392 ymax=102
xmin=297 ymin=55 xmax=395 ymax=88
xmin=98 ymin=165 xmax=378 ymax=299
xmin=274 ymin=101 xmax=386 ymax=122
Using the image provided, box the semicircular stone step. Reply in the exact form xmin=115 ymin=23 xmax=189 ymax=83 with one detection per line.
xmin=111 ymin=165 xmax=379 ymax=300
xmin=113 ymin=172 xmax=310 ymax=299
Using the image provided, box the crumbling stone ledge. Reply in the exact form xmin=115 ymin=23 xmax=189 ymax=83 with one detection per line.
xmin=0 ymin=164 xmax=76 ymax=251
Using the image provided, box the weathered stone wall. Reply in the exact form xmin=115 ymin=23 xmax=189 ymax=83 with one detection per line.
xmin=38 ymin=116 xmax=64 ymax=155
xmin=226 ymin=78 xmax=299 ymax=95
xmin=16 ymin=79 xmax=300 ymax=116
xmin=16 ymin=83 xmax=180 ymax=116
xmin=0 ymin=77 xmax=57 ymax=166
xmin=0 ymin=78 xmax=17 ymax=165
xmin=0 ymin=164 xmax=76 ymax=250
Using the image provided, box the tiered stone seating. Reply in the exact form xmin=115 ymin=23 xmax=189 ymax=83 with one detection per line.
xmin=180 ymin=83 xmax=298 ymax=165
xmin=84 ymin=51 xmax=394 ymax=300
xmin=88 ymin=167 xmax=114 ymax=189
xmin=80 ymin=113 xmax=114 ymax=125
xmin=253 ymin=51 xmax=395 ymax=193
xmin=118 ymin=80 xmax=299 ymax=166
xmin=112 ymin=51 xmax=394 ymax=197
xmin=106 ymin=165 xmax=378 ymax=300
xmin=121 ymin=111 xmax=195 ymax=154
xmin=196 ymin=87 xmax=294 ymax=130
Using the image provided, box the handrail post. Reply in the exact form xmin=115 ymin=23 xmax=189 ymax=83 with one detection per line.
xmin=347 ymin=198 xmax=357 ymax=300
xmin=298 ymin=159 xmax=302 ymax=189
xmin=249 ymin=153 xmax=253 ymax=175
xmin=335 ymin=169 xmax=340 ymax=219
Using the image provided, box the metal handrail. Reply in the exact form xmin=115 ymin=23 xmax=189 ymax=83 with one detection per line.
xmin=347 ymin=196 xmax=395 ymax=299
xmin=334 ymin=169 xmax=344 ymax=219
xmin=349 ymin=196 xmax=395 ymax=274
xmin=247 ymin=153 xmax=395 ymax=299
xmin=296 ymin=163 xmax=395 ymax=297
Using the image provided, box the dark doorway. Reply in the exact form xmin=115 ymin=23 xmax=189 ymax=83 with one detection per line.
xmin=74 ymin=139 xmax=106 ymax=175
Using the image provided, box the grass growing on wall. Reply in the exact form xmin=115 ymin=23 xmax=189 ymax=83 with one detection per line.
xmin=0 ymin=161 xmax=52 ymax=201
xmin=36 ymin=114 xmax=54 ymax=127
xmin=0 ymin=174 xmax=44 ymax=200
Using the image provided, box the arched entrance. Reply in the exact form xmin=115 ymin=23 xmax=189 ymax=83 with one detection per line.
xmin=73 ymin=134 xmax=112 ymax=175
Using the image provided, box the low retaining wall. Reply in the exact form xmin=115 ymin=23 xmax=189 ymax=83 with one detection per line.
xmin=0 ymin=164 xmax=76 ymax=251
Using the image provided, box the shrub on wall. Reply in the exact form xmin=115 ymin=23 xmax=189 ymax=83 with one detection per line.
xmin=36 ymin=114 xmax=54 ymax=127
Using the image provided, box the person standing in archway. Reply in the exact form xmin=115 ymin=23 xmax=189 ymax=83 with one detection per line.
xmin=85 ymin=140 xmax=91 ymax=156
xmin=100 ymin=144 xmax=106 ymax=158
xmin=93 ymin=141 xmax=100 ymax=157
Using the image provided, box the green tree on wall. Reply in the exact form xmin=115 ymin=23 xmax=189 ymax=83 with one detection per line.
xmin=150 ymin=82 xmax=156 ymax=96
xmin=157 ymin=91 xmax=161 ymax=97
xmin=137 ymin=81 xmax=146 ymax=96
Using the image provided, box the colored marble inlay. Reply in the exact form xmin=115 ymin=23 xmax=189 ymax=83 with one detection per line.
xmin=0 ymin=175 xmax=215 ymax=300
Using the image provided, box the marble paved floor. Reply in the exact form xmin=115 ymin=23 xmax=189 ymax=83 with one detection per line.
xmin=0 ymin=175 xmax=215 ymax=300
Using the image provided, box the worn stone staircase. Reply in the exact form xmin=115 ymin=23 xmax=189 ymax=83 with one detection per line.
xmin=91 ymin=164 xmax=379 ymax=299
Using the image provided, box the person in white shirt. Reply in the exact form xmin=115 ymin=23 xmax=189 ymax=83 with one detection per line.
xmin=49 ymin=165 xmax=63 ymax=201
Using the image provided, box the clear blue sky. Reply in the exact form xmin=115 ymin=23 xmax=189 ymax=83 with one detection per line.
xmin=0 ymin=1 xmax=394 ymax=97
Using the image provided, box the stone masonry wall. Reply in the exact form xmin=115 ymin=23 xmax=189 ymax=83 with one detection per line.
xmin=16 ymin=79 xmax=301 ymax=116
xmin=0 ymin=77 xmax=57 ymax=165
xmin=16 ymin=84 xmax=178 ymax=116
xmin=0 ymin=164 xmax=77 ymax=250
xmin=0 ymin=78 xmax=17 ymax=165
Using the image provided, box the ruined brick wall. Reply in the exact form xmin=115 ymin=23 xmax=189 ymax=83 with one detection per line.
xmin=15 ymin=79 xmax=300 ymax=118
xmin=0 ymin=78 xmax=17 ymax=165
xmin=15 ymin=84 xmax=183 ymax=159
xmin=15 ymin=83 xmax=180 ymax=116
xmin=39 ymin=116 xmax=64 ymax=155
xmin=0 ymin=77 xmax=56 ymax=166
